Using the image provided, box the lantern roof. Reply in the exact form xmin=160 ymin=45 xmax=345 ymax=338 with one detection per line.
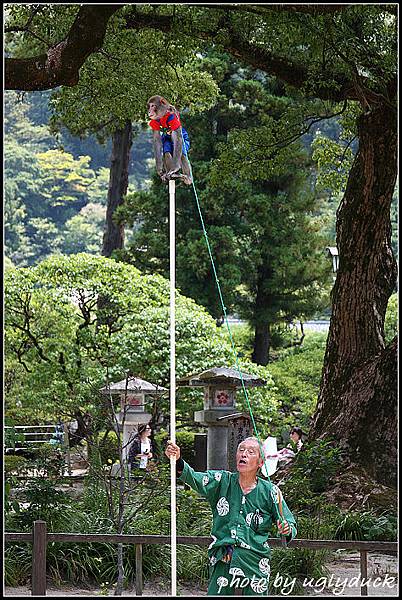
xmin=100 ymin=377 xmax=167 ymax=395
xmin=177 ymin=367 xmax=266 ymax=388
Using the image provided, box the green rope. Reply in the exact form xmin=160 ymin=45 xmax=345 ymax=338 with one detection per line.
xmin=183 ymin=155 xmax=274 ymax=487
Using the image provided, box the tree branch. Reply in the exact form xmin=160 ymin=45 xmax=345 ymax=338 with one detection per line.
xmin=123 ymin=10 xmax=361 ymax=103
xmin=5 ymin=5 xmax=121 ymax=90
xmin=195 ymin=4 xmax=353 ymax=16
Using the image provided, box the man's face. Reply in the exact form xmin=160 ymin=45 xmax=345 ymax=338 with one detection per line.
xmin=236 ymin=439 xmax=263 ymax=474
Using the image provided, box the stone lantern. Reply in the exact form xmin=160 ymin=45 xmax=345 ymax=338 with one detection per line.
xmin=217 ymin=412 xmax=254 ymax=472
xmin=177 ymin=367 xmax=266 ymax=469
xmin=100 ymin=377 xmax=167 ymax=462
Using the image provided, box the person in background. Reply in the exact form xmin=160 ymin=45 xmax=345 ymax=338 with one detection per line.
xmin=128 ymin=423 xmax=153 ymax=477
xmin=289 ymin=427 xmax=303 ymax=452
xmin=265 ymin=427 xmax=304 ymax=465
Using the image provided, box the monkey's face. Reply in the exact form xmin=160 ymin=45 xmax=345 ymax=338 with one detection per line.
xmin=148 ymin=101 xmax=166 ymax=120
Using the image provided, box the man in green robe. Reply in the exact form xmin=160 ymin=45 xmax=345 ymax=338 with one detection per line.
xmin=165 ymin=436 xmax=297 ymax=596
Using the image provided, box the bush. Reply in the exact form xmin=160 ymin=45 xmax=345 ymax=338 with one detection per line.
xmin=4 ymin=425 xmax=26 ymax=451
xmin=292 ymin=438 xmax=343 ymax=494
xmin=4 ymin=454 xmax=29 ymax=475
xmin=267 ymin=332 xmax=327 ymax=437
xmin=96 ymin=430 xmax=119 ymax=464
xmin=270 ymin=547 xmax=330 ymax=595
xmin=334 ymin=511 xmax=397 ymax=542
xmin=229 ymin=323 xmax=254 ymax=359
xmin=154 ymin=429 xmax=196 ymax=466
xmin=280 ymin=438 xmax=345 ymax=519
xmin=4 ymin=544 xmax=32 ymax=586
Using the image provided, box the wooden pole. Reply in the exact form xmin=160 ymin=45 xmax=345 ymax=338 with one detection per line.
xmin=135 ymin=544 xmax=143 ymax=596
xmin=32 ymin=520 xmax=47 ymax=596
xmin=360 ymin=549 xmax=368 ymax=596
xmin=169 ymin=179 xmax=177 ymax=597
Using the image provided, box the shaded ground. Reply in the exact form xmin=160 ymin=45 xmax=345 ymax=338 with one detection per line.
xmin=4 ymin=551 xmax=398 ymax=596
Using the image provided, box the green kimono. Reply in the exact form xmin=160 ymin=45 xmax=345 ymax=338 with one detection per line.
xmin=178 ymin=461 xmax=297 ymax=596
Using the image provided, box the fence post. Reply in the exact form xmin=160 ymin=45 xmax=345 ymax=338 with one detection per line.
xmin=32 ymin=520 xmax=47 ymax=596
xmin=360 ymin=549 xmax=368 ymax=596
xmin=135 ymin=544 xmax=143 ymax=596
xmin=63 ymin=422 xmax=73 ymax=484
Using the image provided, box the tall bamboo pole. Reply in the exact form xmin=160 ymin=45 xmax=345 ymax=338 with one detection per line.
xmin=169 ymin=179 xmax=177 ymax=596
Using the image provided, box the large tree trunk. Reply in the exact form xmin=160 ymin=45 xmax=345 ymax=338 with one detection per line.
xmin=251 ymin=269 xmax=272 ymax=365
xmin=102 ymin=120 xmax=133 ymax=257
xmin=252 ymin=322 xmax=271 ymax=366
xmin=310 ymin=104 xmax=398 ymax=487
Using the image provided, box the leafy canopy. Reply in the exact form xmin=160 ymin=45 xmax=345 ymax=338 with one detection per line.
xmin=4 ymin=254 xmax=276 ymax=424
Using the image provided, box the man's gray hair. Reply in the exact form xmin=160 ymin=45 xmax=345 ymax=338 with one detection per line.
xmin=238 ymin=436 xmax=262 ymax=459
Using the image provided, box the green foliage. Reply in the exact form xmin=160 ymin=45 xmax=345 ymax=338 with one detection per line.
xmin=310 ymin=103 xmax=361 ymax=199
xmin=4 ymin=91 xmax=109 ymax=266
xmin=4 ymin=253 xmax=234 ymax=425
xmin=154 ymin=430 xmax=196 ymax=466
xmin=281 ymin=438 xmax=345 ymax=515
xmin=294 ymin=439 xmax=344 ymax=493
xmin=4 ymin=426 xmax=26 ymax=451
xmin=5 ymin=255 xmax=15 ymax=270
xmin=119 ymin=50 xmax=333 ymax=348
xmin=4 ymin=544 xmax=33 ymax=586
xmin=270 ymin=548 xmax=329 ymax=595
xmin=6 ymin=444 xmax=72 ymax=533
xmin=384 ymin=293 xmax=397 ymax=343
xmin=4 ymin=455 xmax=29 ymax=475
xmin=266 ymin=333 xmax=327 ymax=436
xmin=16 ymin=479 xmax=73 ymax=532
xmin=334 ymin=511 xmax=397 ymax=542
xmin=96 ymin=430 xmax=120 ymax=465
xmin=311 ymin=133 xmax=355 ymax=195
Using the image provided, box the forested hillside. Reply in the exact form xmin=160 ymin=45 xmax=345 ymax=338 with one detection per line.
xmin=4 ymin=89 xmax=153 ymax=266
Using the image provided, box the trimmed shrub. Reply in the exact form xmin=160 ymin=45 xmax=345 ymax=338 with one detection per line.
xmin=154 ymin=430 xmax=196 ymax=466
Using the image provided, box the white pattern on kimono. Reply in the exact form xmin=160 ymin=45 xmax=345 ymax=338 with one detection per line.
xmin=202 ymin=475 xmax=209 ymax=486
xmin=251 ymin=577 xmax=268 ymax=593
xmin=216 ymin=497 xmax=229 ymax=516
xmin=209 ymin=556 xmax=218 ymax=566
xmin=270 ymin=484 xmax=281 ymax=505
xmin=230 ymin=529 xmax=237 ymax=538
xmin=214 ymin=472 xmax=222 ymax=482
xmin=259 ymin=558 xmax=271 ymax=576
xmin=239 ymin=541 xmax=251 ymax=549
xmin=229 ymin=567 xmax=245 ymax=577
xmin=208 ymin=535 xmax=217 ymax=550
xmin=246 ymin=512 xmax=263 ymax=527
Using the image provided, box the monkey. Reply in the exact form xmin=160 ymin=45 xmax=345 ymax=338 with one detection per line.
xmin=147 ymin=95 xmax=192 ymax=185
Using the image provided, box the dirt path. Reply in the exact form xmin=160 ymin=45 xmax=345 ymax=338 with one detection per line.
xmin=4 ymin=552 xmax=398 ymax=597
xmin=4 ymin=581 xmax=204 ymax=597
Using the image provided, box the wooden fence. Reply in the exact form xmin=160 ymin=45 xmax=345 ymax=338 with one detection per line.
xmin=5 ymin=521 xmax=397 ymax=597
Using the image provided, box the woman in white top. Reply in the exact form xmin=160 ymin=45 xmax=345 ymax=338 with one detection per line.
xmin=128 ymin=423 xmax=153 ymax=472
xmin=265 ymin=427 xmax=304 ymax=464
